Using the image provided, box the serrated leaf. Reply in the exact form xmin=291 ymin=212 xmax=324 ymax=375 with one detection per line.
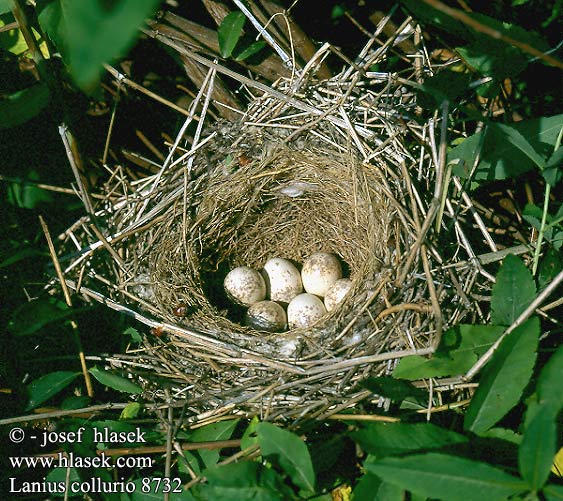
xmin=450 ymin=114 xmax=563 ymax=181
xmin=120 ymin=402 xmax=141 ymax=419
xmin=366 ymin=453 xmax=527 ymax=501
xmin=352 ymin=422 xmax=467 ymax=458
xmin=89 ymin=366 xmax=142 ymax=394
xmin=464 ymin=317 xmax=540 ymax=434
xmin=538 ymin=248 xmax=563 ymax=291
xmin=234 ymin=40 xmax=266 ymax=61
xmin=199 ymin=462 xmax=287 ymax=501
xmin=38 ymin=0 xmax=161 ymax=91
xmin=359 ymin=376 xmax=427 ymax=403
xmin=25 ymin=371 xmax=80 ymax=410
xmin=0 ymin=84 xmax=50 ymax=130
xmin=256 ymin=422 xmax=315 ymax=493
xmin=393 ymin=324 xmax=504 ymax=379
xmin=217 ymin=11 xmax=245 ymax=58
xmin=518 ymin=411 xmax=556 ymax=490
xmin=491 ymin=254 xmax=536 ymax=326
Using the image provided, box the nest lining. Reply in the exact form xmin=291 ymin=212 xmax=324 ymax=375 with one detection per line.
xmin=146 ymin=139 xmax=403 ymax=358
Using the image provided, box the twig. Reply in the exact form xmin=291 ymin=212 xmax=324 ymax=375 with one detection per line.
xmin=464 ymin=266 xmax=563 ymax=381
xmin=104 ymin=64 xmax=192 ymax=117
xmin=58 ymin=125 xmax=95 ymax=215
xmin=39 ymin=216 xmax=94 ymax=398
xmin=327 ymin=413 xmax=400 ymax=423
xmin=232 ymin=0 xmax=294 ymax=71
xmin=99 ymin=439 xmax=242 ymax=457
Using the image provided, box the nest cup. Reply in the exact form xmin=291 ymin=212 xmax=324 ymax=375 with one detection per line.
xmin=147 ymin=130 xmax=400 ymax=358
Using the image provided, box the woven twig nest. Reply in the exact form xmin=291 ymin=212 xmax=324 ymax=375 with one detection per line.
xmin=55 ymin=16 xmax=497 ymax=423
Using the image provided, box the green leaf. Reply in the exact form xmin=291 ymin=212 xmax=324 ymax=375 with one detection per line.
xmin=45 ymin=467 xmax=81 ymax=497
xmin=393 ymin=324 xmax=504 ymax=379
xmin=89 ymin=366 xmax=142 ymax=394
xmin=0 ymin=84 xmax=50 ymax=130
xmin=8 ymin=297 xmax=73 ymax=336
xmin=518 ymin=411 xmax=556 ymax=490
xmin=217 ymin=11 xmax=246 ymax=58
xmin=0 ymin=13 xmax=26 ymax=54
xmin=524 ymin=343 xmax=563 ymax=428
xmin=234 ymin=40 xmax=266 ymax=61
xmin=352 ymin=422 xmax=467 ymax=458
xmin=538 ymin=248 xmax=563 ymax=291
xmin=0 ymin=0 xmax=12 ymax=14
xmin=6 ymin=169 xmax=54 ymax=209
xmin=25 ymin=371 xmax=79 ymax=410
xmin=417 ymin=70 xmax=472 ymax=109
xmin=490 ymin=254 xmax=536 ymax=326
xmin=185 ymin=419 xmax=239 ymax=472
xmin=366 ymin=453 xmax=527 ymax=501
xmin=130 ymin=479 xmax=196 ymax=500
xmin=543 ymin=145 xmax=563 ymax=186
xmin=543 ymin=484 xmax=563 ymax=501
xmin=256 ymin=422 xmax=315 ymax=493
xmin=457 ymin=40 xmax=528 ymax=79
xmin=60 ymin=395 xmax=91 ymax=410
xmin=464 ymin=317 xmax=540 ymax=434
xmin=401 ymin=0 xmax=472 ymax=38
xmin=480 ymin=428 xmax=522 ymax=445
xmin=450 ymin=114 xmax=563 ymax=181
xmin=120 ymin=402 xmax=142 ymax=419
xmin=124 ymin=326 xmax=143 ymax=343
xmin=38 ymin=0 xmax=161 ymax=91
xmin=352 ymin=472 xmax=382 ymax=500
xmin=199 ymin=462 xmax=287 ymax=501
xmin=241 ymin=416 xmax=260 ymax=451
xmin=0 ymin=247 xmax=48 ymax=268
xmin=359 ymin=376 xmax=427 ymax=403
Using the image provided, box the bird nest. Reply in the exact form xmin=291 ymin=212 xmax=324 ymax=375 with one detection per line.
xmin=54 ymin=13 xmax=500 ymax=424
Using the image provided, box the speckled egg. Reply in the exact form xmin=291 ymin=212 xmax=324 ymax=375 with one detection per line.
xmin=263 ymin=258 xmax=303 ymax=303
xmin=301 ymin=252 xmax=342 ymax=297
xmin=223 ymin=266 xmax=266 ymax=306
xmin=287 ymin=293 xmax=327 ymax=329
xmin=246 ymin=300 xmax=287 ymax=332
xmin=324 ymin=278 xmax=352 ymax=312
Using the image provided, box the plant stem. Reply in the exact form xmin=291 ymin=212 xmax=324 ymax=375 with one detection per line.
xmin=532 ymin=126 xmax=563 ymax=275
xmin=532 ymin=182 xmax=551 ymax=276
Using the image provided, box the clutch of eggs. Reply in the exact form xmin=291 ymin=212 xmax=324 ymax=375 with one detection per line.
xmin=223 ymin=253 xmax=350 ymax=331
